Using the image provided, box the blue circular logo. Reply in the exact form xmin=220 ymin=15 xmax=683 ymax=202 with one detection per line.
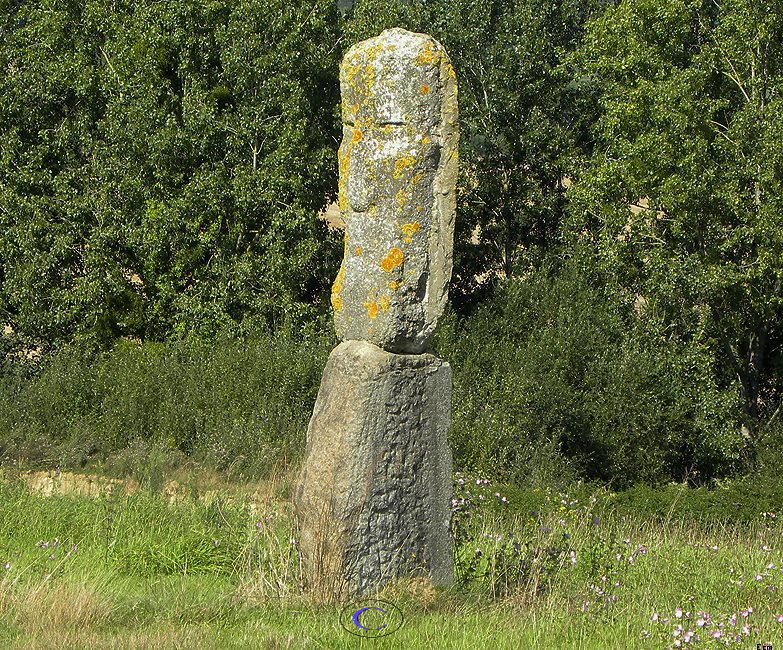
xmin=339 ymin=599 xmax=404 ymax=638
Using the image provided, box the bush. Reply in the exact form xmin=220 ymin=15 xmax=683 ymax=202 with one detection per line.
xmin=0 ymin=328 xmax=335 ymax=479
xmin=441 ymin=249 xmax=743 ymax=489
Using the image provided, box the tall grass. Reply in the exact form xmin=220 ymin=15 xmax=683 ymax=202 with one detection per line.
xmin=1 ymin=470 xmax=782 ymax=649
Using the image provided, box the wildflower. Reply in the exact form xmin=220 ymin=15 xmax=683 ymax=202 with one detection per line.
xmin=2 ymin=561 xmax=10 ymax=570
xmin=581 ymin=600 xmax=589 ymax=612
xmin=53 ymin=538 xmax=59 ymax=548
xmin=711 ymin=629 xmax=722 ymax=639
xmin=696 ymin=617 xmax=706 ymax=627
xmin=570 ymin=550 xmax=577 ymax=565
xmin=767 ymin=563 xmax=775 ymax=570
xmin=49 ymin=554 xmax=55 ymax=561
xmin=651 ymin=613 xmax=659 ymax=622
xmin=683 ymin=630 xmax=694 ymax=643
xmin=762 ymin=545 xmax=770 ymax=551
xmin=755 ymin=574 xmax=763 ymax=581
xmin=741 ymin=624 xmax=750 ymax=635
xmin=289 ymin=538 xmax=297 ymax=546
xmin=675 ymin=608 xmax=683 ymax=618
xmin=474 ymin=549 xmax=483 ymax=557
xmin=776 ymin=614 xmax=783 ymax=623
xmin=711 ymin=545 xmax=718 ymax=551
xmin=728 ymin=615 xmax=736 ymax=626
xmin=591 ymin=516 xmax=600 ymax=526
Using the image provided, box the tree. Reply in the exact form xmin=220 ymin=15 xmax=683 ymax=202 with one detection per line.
xmin=0 ymin=0 xmax=344 ymax=351
xmin=568 ymin=0 xmax=783 ymax=461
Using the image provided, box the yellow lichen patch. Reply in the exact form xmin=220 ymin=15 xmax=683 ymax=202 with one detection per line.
xmin=411 ymin=171 xmax=424 ymax=185
xmin=331 ymin=266 xmax=346 ymax=312
xmin=354 ymin=245 xmax=363 ymax=256
xmin=396 ymin=188 xmax=410 ymax=206
xmin=378 ymin=295 xmax=390 ymax=312
xmin=389 ymin=280 xmax=401 ymax=291
xmin=421 ymin=84 xmax=430 ymax=94
xmin=352 ymin=129 xmax=363 ymax=142
xmin=380 ymin=248 xmax=404 ymax=273
xmin=401 ymin=222 xmax=421 ymax=243
xmin=363 ymin=301 xmax=379 ymax=319
xmin=394 ymin=156 xmax=416 ymax=179
xmin=414 ymin=41 xmax=442 ymax=66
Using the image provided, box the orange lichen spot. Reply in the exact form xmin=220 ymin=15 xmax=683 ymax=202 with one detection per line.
xmin=394 ymin=156 xmax=416 ymax=178
xmin=352 ymin=129 xmax=363 ymax=142
xmin=420 ymin=135 xmax=431 ymax=145
xmin=354 ymin=245 xmax=363 ymax=256
xmin=389 ymin=280 xmax=401 ymax=291
xmin=378 ymin=295 xmax=390 ymax=312
xmin=401 ymin=222 xmax=421 ymax=243
xmin=421 ymin=84 xmax=430 ymax=94
xmin=363 ymin=301 xmax=379 ymax=319
xmin=380 ymin=248 xmax=404 ymax=273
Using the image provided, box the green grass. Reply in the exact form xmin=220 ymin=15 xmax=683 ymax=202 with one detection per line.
xmin=1 ymin=471 xmax=782 ymax=649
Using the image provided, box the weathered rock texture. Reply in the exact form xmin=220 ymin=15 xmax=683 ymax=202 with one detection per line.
xmin=294 ymin=340 xmax=453 ymax=597
xmin=294 ymin=29 xmax=457 ymax=600
xmin=331 ymin=28 xmax=458 ymax=353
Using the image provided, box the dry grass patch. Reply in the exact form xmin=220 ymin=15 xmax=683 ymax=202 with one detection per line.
xmin=5 ymin=580 xmax=116 ymax=635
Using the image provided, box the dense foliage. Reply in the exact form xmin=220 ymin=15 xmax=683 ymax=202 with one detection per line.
xmin=1 ymin=0 xmax=781 ymax=488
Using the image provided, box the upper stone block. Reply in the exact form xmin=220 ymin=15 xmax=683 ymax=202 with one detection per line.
xmin=331 ymin=29 xmax=458 ymax=353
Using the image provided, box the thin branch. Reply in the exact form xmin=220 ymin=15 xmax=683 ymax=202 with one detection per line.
xmin=720 ymin=55 xmax=751 ymax=103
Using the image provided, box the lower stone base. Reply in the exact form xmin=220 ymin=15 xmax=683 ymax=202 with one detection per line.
xmin=293 ymin=340 xmax=453 ymax=599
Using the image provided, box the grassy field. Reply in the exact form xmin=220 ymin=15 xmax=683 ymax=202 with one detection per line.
xmin=1 ymin=466 xmax=782 ymax=649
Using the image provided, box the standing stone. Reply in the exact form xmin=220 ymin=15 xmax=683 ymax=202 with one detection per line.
xmin=294 ymin=29 xmax=457 ymax=600
xmin=331 ymin=28 xmax=458 ymax=353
